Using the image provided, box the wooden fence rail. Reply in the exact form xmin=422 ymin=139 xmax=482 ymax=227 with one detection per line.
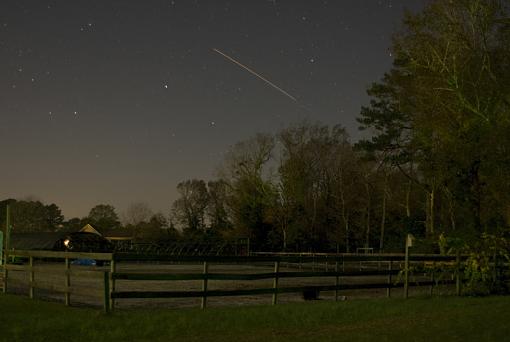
xmin=110 ymin=267 xmax=448 ymax=310
xmin=112 ymin=253 xmax=460 ymax=263
xmin=113 ymin=269 xmax=401 ymax=281
xmin=111 ymin=281 xmax=456 ymax=300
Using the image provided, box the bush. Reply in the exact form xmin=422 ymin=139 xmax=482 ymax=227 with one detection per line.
xmin=462 ymin=234 xmax=509 ymax=295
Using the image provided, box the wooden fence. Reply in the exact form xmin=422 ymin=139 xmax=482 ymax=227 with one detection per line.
xmin=1 ymin=250 xmax=113 ymax=310
xmin=1 ymin=250 xmax=472 ymax=312
xmin=108 ymin=253 xmax=463 ymax=311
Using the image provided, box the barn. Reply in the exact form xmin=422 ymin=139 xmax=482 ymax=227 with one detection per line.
xmin=79 ymin=224 xmax=133 ymax=243
xmin=9 ymin=223 xmax=129 ymax=252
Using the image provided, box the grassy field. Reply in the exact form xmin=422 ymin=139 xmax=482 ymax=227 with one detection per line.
xmin=0 ymin=294 xmax=508 ymax=342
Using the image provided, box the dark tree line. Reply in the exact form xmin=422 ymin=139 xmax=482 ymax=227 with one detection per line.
xmin=0 ymin=200 xmax=177 ymax=243
xmin=0 ymin=199 xmax=64 ymax=232
xmin=170 ymin=123 xmax=422 ymax=252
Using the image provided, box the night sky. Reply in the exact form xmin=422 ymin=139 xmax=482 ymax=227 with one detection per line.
xmin=1 ymin=0 xmax=425 ymax=219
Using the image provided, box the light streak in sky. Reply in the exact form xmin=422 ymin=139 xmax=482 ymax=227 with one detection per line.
xmin=212 ymin=48 xmax=297 ymax=102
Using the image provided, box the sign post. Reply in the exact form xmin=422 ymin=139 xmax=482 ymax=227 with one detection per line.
xmin=404 ymin=234 xmax=414 ymax=299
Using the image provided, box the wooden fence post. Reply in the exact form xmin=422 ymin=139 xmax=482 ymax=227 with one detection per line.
xmin=335 ymin=261 xmax=339 ymax=301
xmin=110 ymin=258 xmax=116 ymax=310
xmin=29 ymin=256 xmax=34 ymax=299
xmin=103 ymin=271 xmax=110 ymax=313
xmin=456 ymin=251 xmax=461 ymax=296
xmin=201 ymin=261 xmax=208 ymax=309
xmin=387 ymin=260 xmax=392 ymax=298
xmin=429 ymin=262 xmax=435 ymax=296
xmin=65 ymin=257 xmax=71 ymax=306
xmin=272 ymin=261 xmax=280 ymax=305
xmin=404 ymin=235 xmax=412 ymax=299
xmin=2 ymin=251 xmax=7 ymax=293
xmin=492 ymin=253 xmax=497 ymax=283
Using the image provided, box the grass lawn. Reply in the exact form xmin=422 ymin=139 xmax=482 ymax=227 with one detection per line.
xmin=0 ymin=295 xmax=509 ymax=342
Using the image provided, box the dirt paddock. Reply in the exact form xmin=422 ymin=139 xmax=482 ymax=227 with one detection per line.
xmin=5 ymin=261 xmax=453 ymax=309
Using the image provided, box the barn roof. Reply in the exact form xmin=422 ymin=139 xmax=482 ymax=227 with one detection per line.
xmin=79 ymin=224 xmax=133 ymax=240
xmin=10 ymin=232 xmax=68 ymax=250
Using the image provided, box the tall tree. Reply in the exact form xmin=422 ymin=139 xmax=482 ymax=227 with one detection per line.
xmin=220 ymin=133 xmax=276 ymax=249
xmin=279 ymin=122 xmax=359 ymax=251
xmin=171 ymin=179 xmax=209 ymax=234
xmin=123 ymin=202 xmax=153 ymax=226
xmin=206 ymin=180 xmax=232 ymax=234
xmin=358 ymin=0 xmax=510 ymax=237
xmin=134 ymin=213 xmax=179 ymax=242
xmin=87 ymin=204 xmax=120 ymax=230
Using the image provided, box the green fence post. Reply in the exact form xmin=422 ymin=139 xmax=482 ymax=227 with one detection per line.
xmin=335 ymin=261 xmax=339 ymax=301
xmin=2 ymin=250 xmax=7 ymax=293
xmin=0 ymin=230 xmax=3 ymax=292
xmin=29 ymin=256 xmax=34 ymax=299
xmin=456 ymin=251 xmax=461 ymax=296
xmin=404 ymin=234 xmax=414 ymax=299
xmin=201 ymin=261 xmax=209 ymax=309
xmin=493 ymin=253 xmax=499 ymax=290
xmin=110 ymin=258 xmax=116 ymax=310
xmin=429 ymin=262 xmax=435 ymax=296
xmin=104 ymin=271 xmax=110 ymax=313
xmin=65 ymin=257 xmax=71 ymax=306
xmin=387 ymin=260 xmax=392 ymax=298
xmin=0 ymin=231 xmax=3 ymax=266
xmin=272 ymin=261 xmax=280 ymax=305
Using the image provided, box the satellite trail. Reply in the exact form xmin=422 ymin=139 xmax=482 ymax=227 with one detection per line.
xmin=212 ymin=48 xmax=297 ymax=102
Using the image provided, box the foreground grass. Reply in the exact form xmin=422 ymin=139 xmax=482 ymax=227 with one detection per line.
xmin=0 ymin=295 xmax=509 ymax=342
